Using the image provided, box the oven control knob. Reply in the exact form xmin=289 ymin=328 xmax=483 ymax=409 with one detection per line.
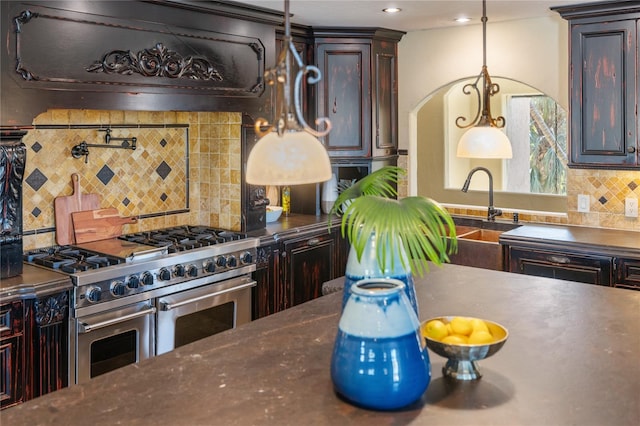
xmin=141 ymin=272 xmax=154 ymax=286
xmin=187 ymin=264 xmax=198 ymax=277
xmin=174 ymin=264 xmax=186 ymax=277
xmin=215 ymin=256 xmax=226 ymax=268
xmin=111 ymin=280 xmax=127 ymax=297
xmin=204 ymin=260 xmax=216 ymax=273
xmin=240 ymin=251 xmax=253 ymax=264
xmin=85 ymin=286 xmax=102 ymax=303
xmin=159 ymin=268 xmax=172 ymax=281
xmin=127 ymin=275 xmax=141 ymax=289
xmin=226 ymin=255 xmax=237 ymax=268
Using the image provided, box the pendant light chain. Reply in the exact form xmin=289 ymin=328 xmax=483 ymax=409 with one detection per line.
xmin=254 ymin=0 xmax=331 ymax=139
xmin=455 ymin=0 xmax=506 ymax=131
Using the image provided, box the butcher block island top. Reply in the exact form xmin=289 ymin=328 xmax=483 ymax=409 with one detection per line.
xmin=4 ymin=264 xmax=639 ymax=425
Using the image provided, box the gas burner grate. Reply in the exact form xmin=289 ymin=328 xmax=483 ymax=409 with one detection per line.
xmin=118 ymin=225 xmax=247 ymax=252
xmin=23 ymin=246 xmax=125 ymax=271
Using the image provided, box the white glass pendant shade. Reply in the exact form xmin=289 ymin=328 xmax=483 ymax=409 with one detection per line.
xmin=456 ymin=126 xmax=512 ymax=159
xmin=246 ymin=130 xmax=332 ymax=185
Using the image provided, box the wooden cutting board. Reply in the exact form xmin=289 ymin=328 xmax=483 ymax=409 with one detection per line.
xmin=54 ymin=174 xmax=101 ymax=245
xmin=71 ymin=208 xmax=138 ymax=244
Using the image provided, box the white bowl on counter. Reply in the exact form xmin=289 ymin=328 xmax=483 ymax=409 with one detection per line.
xmin=266 ymin=206 xmax=283 ymax=223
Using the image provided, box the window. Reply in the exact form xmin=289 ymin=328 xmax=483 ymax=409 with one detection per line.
xmin=418 ymin=77 xmax=568 ymax=214
xmin=505 ymin=94 xmax=567 ymax=195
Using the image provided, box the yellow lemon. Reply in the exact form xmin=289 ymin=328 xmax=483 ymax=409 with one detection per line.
xmin=450 ymin=317 xmax=473 ymax=336
xmin=423 ymin=320 xmax=449 ymax=341
xmin=470 ymin=318 xmax=490 ymax=334
xmin=446 ymin=323 xmax=453 ymax=335
xmin=442 ymin=334 xmax=468 ymax=345
xmin=468 ymin=330 xmax=494 ymax=345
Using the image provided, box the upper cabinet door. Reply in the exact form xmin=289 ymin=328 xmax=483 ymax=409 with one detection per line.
xmin=374 ymin=52 xmax=398 ymax=155
xmin=569 ymin=19 xmax=638 ymax=168
xmin=316 ymin=42 xmax=372 ymax=157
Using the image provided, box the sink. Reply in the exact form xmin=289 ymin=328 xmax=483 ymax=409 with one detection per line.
xmin=458 ymin=229 xmax=503 ymax=243
xmin=450 ymin=225 xmax=478 ymax=236
xmin=445 ymin=218 xmax=521 ymax=271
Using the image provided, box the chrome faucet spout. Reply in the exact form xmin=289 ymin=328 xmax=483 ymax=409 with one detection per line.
xmin=460 ymin=166 xmax=502 ymax=221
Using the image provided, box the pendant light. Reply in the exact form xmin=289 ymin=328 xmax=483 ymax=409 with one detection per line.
xmin=246 ymin=0 xmax=332 ymax=185
xmin=456 ymin=0 xmax=512 ymax=159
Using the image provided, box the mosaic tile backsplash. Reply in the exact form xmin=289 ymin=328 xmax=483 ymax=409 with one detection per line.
xmin=398 ymin=154 xmax=640 ymax=232
xmin=22 ymin=110 xmax=242 ymax=250
xmin=19 ymin=111 xmax=638 ymax=250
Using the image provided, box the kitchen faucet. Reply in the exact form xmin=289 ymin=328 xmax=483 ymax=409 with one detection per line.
xmin=461 ymin=166 xmax=502 ymax=221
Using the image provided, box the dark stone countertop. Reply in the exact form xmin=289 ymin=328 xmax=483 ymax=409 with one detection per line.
xmin=500 ymin=223 xmax=640 ymax=256
xmin=248 ymin=213 xmax=341 ymax=243
xmin=0 ymin=264 xmax=72 ymax=302
xmin=4 ymin=264 xmax=639 ymax=425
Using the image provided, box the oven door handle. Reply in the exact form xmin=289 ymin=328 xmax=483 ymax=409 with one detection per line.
xmin=78 ymin=307 xmax=157 ymax=333
xmin=160 ymin=281 xmax=256 ymax=311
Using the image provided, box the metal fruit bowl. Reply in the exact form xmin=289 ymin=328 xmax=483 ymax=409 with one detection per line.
xmin=422 ymin=316 xmax=508 ymax=380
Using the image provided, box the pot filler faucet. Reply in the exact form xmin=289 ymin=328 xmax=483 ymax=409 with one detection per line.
xmin=461 ymin=166 xmax=502 ymax=221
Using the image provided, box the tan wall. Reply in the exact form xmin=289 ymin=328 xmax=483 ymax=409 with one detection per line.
xmin=22 ymin=110 xmax=242 ymax=250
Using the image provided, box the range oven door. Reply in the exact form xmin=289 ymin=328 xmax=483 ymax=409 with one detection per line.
xmin=74 ymin=300 xmax=155 ymax=384
xmin=156 ymin=275 xmax=255 ymax=356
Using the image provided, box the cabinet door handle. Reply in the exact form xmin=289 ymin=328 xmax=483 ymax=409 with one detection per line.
xmin=307 ymin=238 xmax=320 ymax=246
xmin=78 ymin=307 xmax=156 ymax=333
xmin=548 ymin=255 xmax=570 ymax=264
xmin=627 ymin=146 xmax=636 ymax=153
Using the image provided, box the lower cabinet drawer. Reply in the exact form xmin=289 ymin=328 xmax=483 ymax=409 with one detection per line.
xmin=508 ymin=247 xmax=613 ymax=286
xmin=616 ymin=258 xmax=640 ymax=290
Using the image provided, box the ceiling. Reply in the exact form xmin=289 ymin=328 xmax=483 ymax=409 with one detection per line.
xmin=232 ymin=0 xmax=603 ymax=32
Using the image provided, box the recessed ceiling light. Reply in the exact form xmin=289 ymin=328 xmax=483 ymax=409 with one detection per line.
xmin=455 ymin=17 xmax=471 ymax=23
xmin=382 ymin=7 xmax=402 ymax=14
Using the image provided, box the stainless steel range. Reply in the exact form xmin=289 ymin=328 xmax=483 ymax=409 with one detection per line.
xmin=24 ymin=226 xmax=258 ymax=384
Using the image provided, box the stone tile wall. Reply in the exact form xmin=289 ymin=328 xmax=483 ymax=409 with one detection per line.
xmin=22 ymin=110 xmax=242 ymax=250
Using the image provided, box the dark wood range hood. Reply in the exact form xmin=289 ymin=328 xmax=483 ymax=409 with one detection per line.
xmin=0 ymin=0 xmax=286 ymax=129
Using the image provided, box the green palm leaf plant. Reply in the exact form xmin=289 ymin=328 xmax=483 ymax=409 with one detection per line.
xmin=329 ymin=166 xmax=457 ymax=277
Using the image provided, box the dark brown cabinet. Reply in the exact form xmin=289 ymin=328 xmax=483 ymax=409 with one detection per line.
xmin=253 ymin=224 xmax=349 ymax=319
xmin=507 ymin=247 xmax=614 ymax=286
xmin=314 ymin=29 xmax=404 ymax=159
xmin=555 ymin=3 xmax=639 ymax=168
xmin=502 ymin=224 xmax=640 ymax=291
xmin=615 ymin=257 xmax=640 ymax=290
xmin=0 ymin=290 xmax=69 ymax=410
xmin=0 ymin=301 xmax=24 ymax=409
xmin=283 ymin=229 xmax=338 ymax=306
xmin=24 ymin=291 xmax=69 ymax=400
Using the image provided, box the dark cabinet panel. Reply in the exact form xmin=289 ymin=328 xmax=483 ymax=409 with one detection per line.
xmin=508 ymin=247 xmax=613 ymax=286
xmin=23 ymin=291 xmax=69 ymax=400
xmin=0 ymin=337 xmax=22 ymax=409
xmin=284 ymin=232 xmax=336 ymax=306
xmin=615 ymin=257 xmax=640 ymax=290
xmin=570 ymin=19 xmax=637 ymax=166
xmin=374 ymin=52 xmax=397 ymax=153
xmin=253 ymin=243 xmax=285 ymax=319
xmin=316 ymin=43 xmax=371 ymax=157
xmin=555 ymin=3 xmax=640 ymax=168
xmin=252 ymin=224 xmax=349 ymax=319
xmin=0 ymin=301 xmax=24 ymax=409
xmin=314 ymin=29 xmax=404 ymax=160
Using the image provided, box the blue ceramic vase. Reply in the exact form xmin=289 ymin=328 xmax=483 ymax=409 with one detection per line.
xmin=331 ymin=278 xmax=431 ymax=410
xmin=343 ymin=232 xmax=418 ymax=315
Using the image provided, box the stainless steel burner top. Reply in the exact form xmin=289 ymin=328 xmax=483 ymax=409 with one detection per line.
xmin=23 ymin=225 xmax=259 ymax=314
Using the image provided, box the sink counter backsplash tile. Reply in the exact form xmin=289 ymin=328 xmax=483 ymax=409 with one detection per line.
xmin=22 ymin=110 xmax=242 ymax=250
xmin=437 ymin=169 xmax=640 ymax=233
